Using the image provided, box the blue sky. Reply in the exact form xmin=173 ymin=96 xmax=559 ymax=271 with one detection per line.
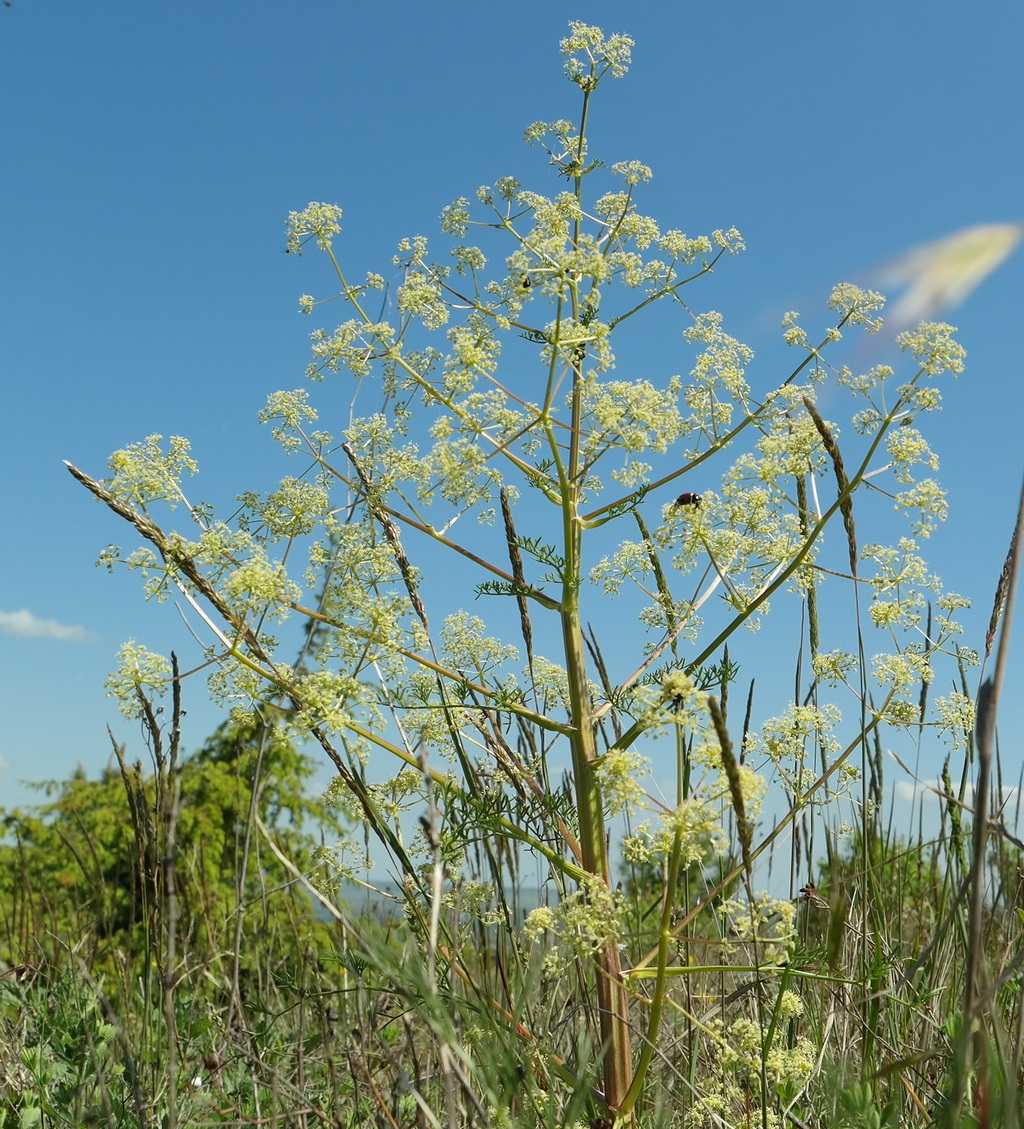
xmin=2 ymin=0 xmax=1023 ymax=818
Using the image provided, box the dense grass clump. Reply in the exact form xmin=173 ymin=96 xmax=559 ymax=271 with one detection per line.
xmin=4 ymin=718 xmax=1024 ymax=1127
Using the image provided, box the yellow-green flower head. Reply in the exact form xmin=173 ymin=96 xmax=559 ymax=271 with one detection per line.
xmin=661 ymin=670 xmax=696 ymax=700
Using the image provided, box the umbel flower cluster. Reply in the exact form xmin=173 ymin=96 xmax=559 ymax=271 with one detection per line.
xmin=77 ymin=21 xmax=979 ymax=1124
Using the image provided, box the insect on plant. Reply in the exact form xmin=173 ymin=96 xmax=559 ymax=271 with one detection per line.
xmin=674 ymin=491 xmax=703 ymax=507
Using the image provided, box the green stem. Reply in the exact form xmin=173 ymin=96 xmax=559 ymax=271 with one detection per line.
xmin=556 ymin=87 xmax=634 ymax=1107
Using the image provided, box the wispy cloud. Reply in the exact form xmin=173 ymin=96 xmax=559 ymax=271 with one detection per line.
xmin=0 ymin=609 xmax=96 ymax=642
xmin=894 ymin=777 xmax=1019 ymax=807
xmin=881 ymin=221 xmax=1023 ymax=330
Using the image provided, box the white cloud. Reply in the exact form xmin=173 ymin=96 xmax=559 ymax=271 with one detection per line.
xmin=893 ymin=778 xmax=941 ymax=804
xmin=0 ymin=609 xmax=96 ymax=642
xmin=893 ymin=775 xmax=1018 ymax=808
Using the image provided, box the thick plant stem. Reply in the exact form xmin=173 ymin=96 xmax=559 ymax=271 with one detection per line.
xmin=562 ymin=604 xmax=634 ymax=1110
xmin=560 ymin=353 xmax=633 ymax=1107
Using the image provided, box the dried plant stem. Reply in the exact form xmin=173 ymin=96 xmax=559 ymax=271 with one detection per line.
xmin=967 ymin=480 xmax=1024 ymax=1019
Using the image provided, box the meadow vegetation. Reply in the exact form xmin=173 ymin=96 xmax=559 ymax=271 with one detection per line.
xmin=3 ymin=22 xmax=1023 ymax=1128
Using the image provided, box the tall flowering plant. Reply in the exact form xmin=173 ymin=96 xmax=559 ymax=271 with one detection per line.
xmin=70 ymin=23 xmax=974 ymax=1124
